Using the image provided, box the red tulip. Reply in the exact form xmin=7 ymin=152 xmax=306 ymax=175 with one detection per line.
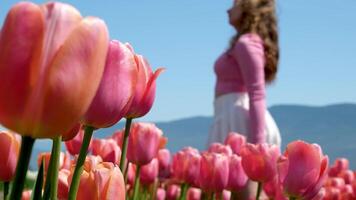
xmin=127 ymin=122 xmax=163 ymax=165
xmin=83 ymin=40 xmax=137 ymax=128
xmin=277 ymin=140 xmax=329 ymax=200
xmin=0 ymin=131 xmax=20 ymax=181
xmin=124 ymin=50 xmax=164 ymax=118
xmin=227 ymin=155 xmax=248 ymax=192
xmin=199 ymin=152 xmax=229 ymax=193
xmin=65 ymin=126 xmax=92 ymax=155
xmin=140 ymin=158 xmax=159 ymax=185
xmin=224 ymin=132 xmax=246 ymax=155
xmin=240 ymin=143 xmax=280 ymax=183
xmin=68 ymin=156 xmax=125 ymax=200
xmin=172 ymin=147 xmax=201 ymax=186
xmin=91 ymin=138 xmax=121 ymax=164
xmin=0 ymin=2 xmax=109 ymax=138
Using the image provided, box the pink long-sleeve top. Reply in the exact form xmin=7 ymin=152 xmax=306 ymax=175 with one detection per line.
xmin=214 ymin=33 xmax=266 ymax=144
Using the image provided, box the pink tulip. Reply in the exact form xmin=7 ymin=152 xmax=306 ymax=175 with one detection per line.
xmin=127 ymin=163 xmax=137 ymax=186
xmin=58 ymin=169 xmax=70 ymax=200
xmin=187 ymin=187 xmax=202 ymax=200
xmin=263 ymin=176 xmax=287 ymax=200
xmin=208 ymin=143 xmax=233 ymax=156
xmin=65 ymin=126 xmax=92 ymax=155
xmin=140 ymin=158 xmax=159 ymax=185
xmin=0 ymin=131 xmax=20 ymax=181
xmin=37 ymin=151 xmax=71 ymax=175
xmin=0 ymin=2 xmax=109 ymax=138
xmin=166 ymin=184 xmax=181 ymax=200
xmin=127 ymin=122 xmax=163 ymax=165
xmin=111 ymin=129 xmax=124 ymax=148
xmin=227 ymin=154 xmax=248 ymax=192
xmin=62 ymin=123 xmax=81 ymax=141
xmin=68 ymin=157 xmax=125 ymax=200
xmin=338 ymin=170 xmax=355 ymax=184
xmin=83 ymin=40 xmax=137 ymax=128
xmin=156 ymin=188 xmax=166 ymax=200
xmin=325 ymin=177 xmax=345 ymax=188
xmin=216 ymin=190 xmax=231 ymax=200
xmin=199 ymin=152 xmax=229 ymax=192
xmin=91 ymin=138 xmax=121 ymax=164
xmin=21 ymin=190 xmax=32 ymax=200
xmin=329 ymin=158 xmax=349 ymax=177
xmin=240 ymin=143 xmax=280 ymax=183
xmin=172 ymin=147 xmax=201 ymax=186
xmin=124 ymin=51 xmax=164 ymax=119
xmin=224 ymin=132 xmax=246 ymax=155
xmin=158 ymin=149 xmax=171 ymax=178
xmin=277 ymin=140 xmax=329 ymax=200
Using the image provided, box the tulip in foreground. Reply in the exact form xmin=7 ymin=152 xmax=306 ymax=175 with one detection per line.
xmin=0 ymin=131 xmax=20 ymax=181
xmin=68 ymin=156 xmax=125 ymax=200
xmin=277 ymin=140 xmax=329 ymax=200
xmin=199 ymin=152 xmax=229 ymax=193
xmin=83 ymin=40 xmax=137 ymax=128
xmin=224 ymin=132 xmax=246 ymax=155
xmin=0 ymin=1 xmax=109 ymax=138
xmin=127 ymin=122 xmax=163 ymax=166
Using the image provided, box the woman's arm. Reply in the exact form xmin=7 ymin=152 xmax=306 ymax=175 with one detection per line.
xmin=232 ymin=34 xmax=266 ymax=144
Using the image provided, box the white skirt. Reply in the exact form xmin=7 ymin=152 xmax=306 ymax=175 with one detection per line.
xmin=207 ymin=92 xmax=281 ymax=147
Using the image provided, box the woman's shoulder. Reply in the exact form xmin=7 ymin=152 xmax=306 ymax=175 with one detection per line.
xmin=233 ymin=33 xmax=264 ymax=53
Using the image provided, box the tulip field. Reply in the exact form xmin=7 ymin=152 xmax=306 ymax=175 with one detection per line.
xmin=0 ymin=1 xmax=355 ymax=200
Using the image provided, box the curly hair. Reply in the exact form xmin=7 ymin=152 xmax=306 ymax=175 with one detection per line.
xmin=230 ymin=0 xmax=279 ymax=83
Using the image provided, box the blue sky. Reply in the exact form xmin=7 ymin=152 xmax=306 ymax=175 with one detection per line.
xmin=1 ymin=0 xmax=355 ymax=122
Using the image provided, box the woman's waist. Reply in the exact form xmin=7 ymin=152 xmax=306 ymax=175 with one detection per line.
xmin=214 ymin=91 xmax=249 ymax=111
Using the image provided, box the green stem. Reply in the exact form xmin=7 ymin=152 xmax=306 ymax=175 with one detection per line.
xmin=68 ymin=126 xmax=94 ymax=200
xmin=289 ymin=197 xmax=297 ymax=200
xmin=230 ymin=191 xmax=236 ymax=200
xmin=132 ymin=165 xmax=141 ymax=200
xmin=211 ymin=192 xmax=215 ymax=200
xmin=120 ymin=118 xmax=133 ymax=173
xmin=256 ymin=182 xmax=262 ymax=200
xmin=150 ymin=179 xmax=158 ymax=200
xmin=50 ymin=136 xmax=61 ymax=200
xmin=124 ymin=161 xmax=129 ymax=184
xmin=9 ymin=136 xmax=35 ymax=200
xmin=3 ymin=181 xmax=9 ymax=200
xmin=179 ymin=183 xmax=189 ymax=200
xmin=32 ymin=158 xmax=44 ymax=200
xmin=42 ymin=137 xmax=56 ymax=200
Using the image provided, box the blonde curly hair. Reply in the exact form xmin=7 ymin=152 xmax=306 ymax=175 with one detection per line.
xmin=230 ymin=0 xmax=279 ymax=83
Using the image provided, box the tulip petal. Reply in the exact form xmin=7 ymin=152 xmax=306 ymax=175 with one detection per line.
xmin=84 ymin=40 xmax=137 ymax=128
xmin=35 ymin=17 xmax=109 ymax=138
xmin=0 ymin=2 xmax=44 ymax=132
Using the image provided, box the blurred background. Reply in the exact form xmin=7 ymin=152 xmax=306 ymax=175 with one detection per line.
xmin=1 ymin=0 xmax=355 ymax=169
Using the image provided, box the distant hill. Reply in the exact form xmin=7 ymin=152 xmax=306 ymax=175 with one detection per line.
xmin=29 ymin=103 xmax=356 ymax=169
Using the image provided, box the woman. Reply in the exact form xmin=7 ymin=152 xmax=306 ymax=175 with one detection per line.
xmin=208 ymin=0 xmax=281 ymax=198
xmin=208 ymin=0 xmax=281 ymax=148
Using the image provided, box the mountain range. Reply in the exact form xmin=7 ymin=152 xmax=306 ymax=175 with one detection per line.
xmin=30 ymin=103 xmax=356 ymax=169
